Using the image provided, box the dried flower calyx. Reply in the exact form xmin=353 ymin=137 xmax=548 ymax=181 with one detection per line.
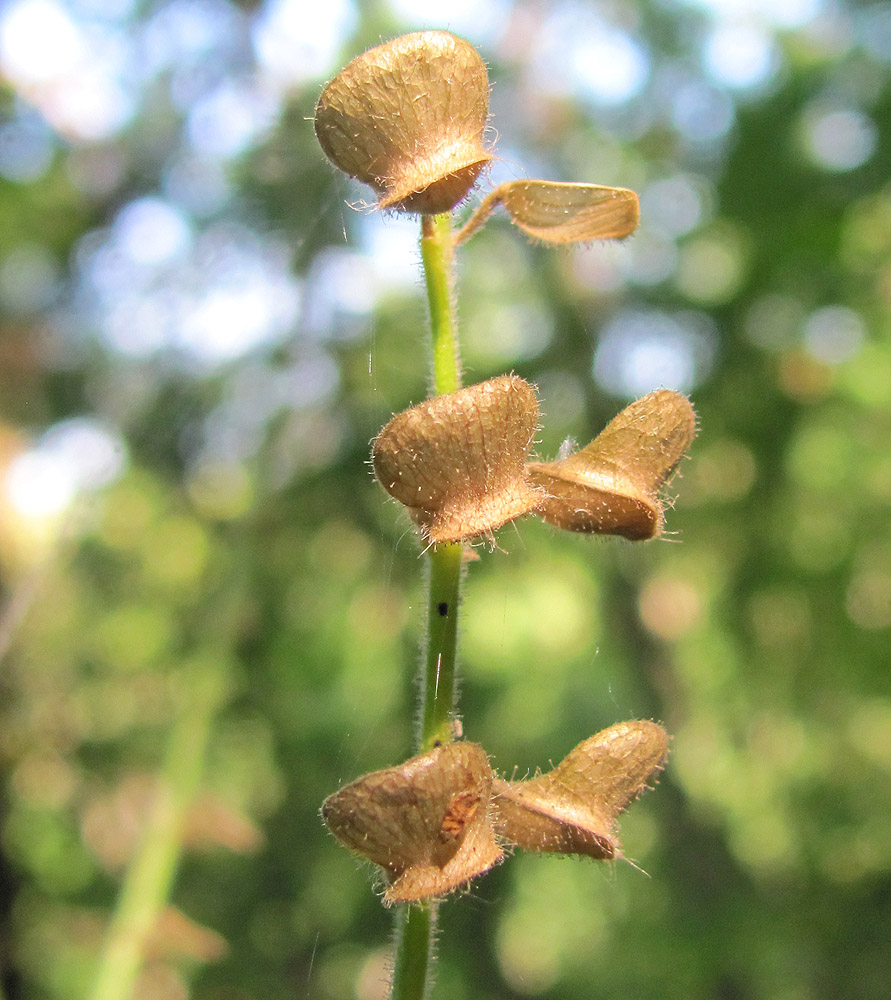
xmin=456 ymin=180 xmax=640 ymax=247
xmin=373 ymin=376 xmax=545 ymax=545
xmin=528 ymin=389 xmax=697 ymax=540
xmin=321 ymin=741 xmax=502 ymax=904
xmin=314 ymin=31 xmax=492 ymax=214
xmin=494 ymin=721 xmax=669 ymax=860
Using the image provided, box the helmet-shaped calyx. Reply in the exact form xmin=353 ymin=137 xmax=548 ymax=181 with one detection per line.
xmin=528 ymin=390 xmax=697 ymax=540
xmin=322 ymin=741 xmax=502 ymax=904
xmin=494 ymin=721 xmax=669 ymax=859
xmin=315 ymin=31 xmax=492 ymax=214
xmin=373 ymin=376 xmax=545 ymax=545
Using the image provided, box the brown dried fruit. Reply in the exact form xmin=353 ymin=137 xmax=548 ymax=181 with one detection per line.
xmin=372 ymin=376 xmax=545 ymax=545
xmin=321 ymin=742 xmax=502 ymax=905
xmin=494 ymin=721 xmax=669 ymax=860
xmin=528 ymin=389 xmax=697 ymax=539
xmin=314 ymin=31 xmax=492 ymax=214
xmin=456 ymin=180 xmax=640 ymax=246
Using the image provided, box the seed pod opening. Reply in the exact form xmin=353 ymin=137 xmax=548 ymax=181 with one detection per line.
xmin=456 ymin=180 xmax=640 ymax=247
xmin=493 ymin=721 xmax=669 ymax=860
xmin=528 ymin=389 xmax=697 ymax=539
xmin=314 ymin=31 xmax=492 ymax=214
xmin=373 ymin=376 xmax=545 ymax=545
xmin=321 ymin=742 xmax=502 ymax=904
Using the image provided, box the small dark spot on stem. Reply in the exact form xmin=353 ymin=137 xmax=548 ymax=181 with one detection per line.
xmin=437 ymin=602 xmax=449 ymax=616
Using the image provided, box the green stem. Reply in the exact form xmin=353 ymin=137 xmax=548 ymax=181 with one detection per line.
xmin=391 ymin=903 xmax=435 ymax=1000
xmin=420 ymin=541 xmax=463 ymax=752
xmin=87 ymin=664 xmax=226 ymax=1000
xmin=391 ymin=212 xmax=464 ymax=1000
xmin=417 ymin=211 xmax=464 ymax=755
xmin=420 ymin=213 xmax=461 ymax=396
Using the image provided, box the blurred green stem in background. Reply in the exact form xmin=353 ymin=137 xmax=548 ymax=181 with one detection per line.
xmin=87 ymin=661 xmax=228 ymax=1000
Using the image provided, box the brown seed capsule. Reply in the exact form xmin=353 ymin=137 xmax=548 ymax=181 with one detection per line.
xmin=314 ymin=31 xmax=492 ymax=214
xmin=456 ymin=180 xmax=640 ymax=247
xmin=528 ymin=390 xmax=697 ymax=540
xmin=494 ymin=721 xmax=669 ymax=860
xmin=321 ymin=742 xmax=502 ymax=905
xmin=372 ymin=376 xmax=546 ymax=545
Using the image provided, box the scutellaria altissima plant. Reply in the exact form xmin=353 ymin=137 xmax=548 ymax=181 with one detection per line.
xmin=315 ymin=31 xmax=697 ymax=1000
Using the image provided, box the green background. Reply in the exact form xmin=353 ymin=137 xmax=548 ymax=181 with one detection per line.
xmin=1 ymin=1 xmax=890 ymax=998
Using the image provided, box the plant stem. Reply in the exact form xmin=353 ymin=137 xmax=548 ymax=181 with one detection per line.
xmin=390 ymin=212 xmax=464 ymax=1000
xmin=420 ymin=540 xmax=463 ymax=752
xmin=417 ymin=211 xmax=464 ymax=755
xmin=87 ymin=663 xmax=226 ymax=1000
xmin=391 ymin=903 xmax=435 ymax=1000
xmin=420 ymin=213 xmax=461 ymax=396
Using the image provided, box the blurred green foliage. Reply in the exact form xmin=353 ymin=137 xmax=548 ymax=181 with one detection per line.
xmin=1 ymin=1 xmax=890 ymax=999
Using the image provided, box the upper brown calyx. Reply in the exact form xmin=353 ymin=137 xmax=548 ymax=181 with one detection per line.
xmin=314 ymin=31 xmax=492 ymax=214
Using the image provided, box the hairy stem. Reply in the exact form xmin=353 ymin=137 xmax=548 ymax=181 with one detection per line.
xmin=418 ymin=211 xmax=463 ymax=753
xmin=390 ymin=212 xmax=464 ymax=1000
xmin=391 ymin=903 xmax=435 ymax=1000
xmin=421 ymin=213 xmax=461 ymax=396
xmin=420 ymin=540 xmax=463 ymax=751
